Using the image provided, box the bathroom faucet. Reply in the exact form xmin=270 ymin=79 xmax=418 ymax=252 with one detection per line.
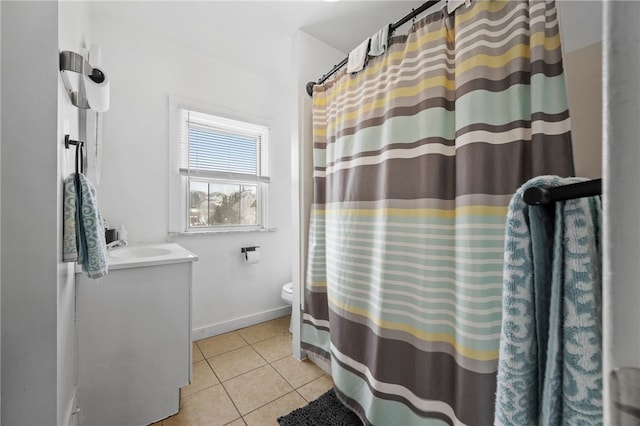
xmin=106 ymin=239 xmax=128 ymax=250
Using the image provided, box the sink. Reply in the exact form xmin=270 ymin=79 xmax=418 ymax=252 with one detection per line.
xmin=104 ymin=243 xmax=198 ymax=270
xmin=109 ymin=247 xmax=172 ymax=259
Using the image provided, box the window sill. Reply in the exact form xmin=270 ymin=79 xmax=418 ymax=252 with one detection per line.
xmin=169 ymin=227 xmax=277 ymax=237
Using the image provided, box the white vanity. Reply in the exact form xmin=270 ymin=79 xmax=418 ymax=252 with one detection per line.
xmin=76 ymin=243 xmax=198 ymax=426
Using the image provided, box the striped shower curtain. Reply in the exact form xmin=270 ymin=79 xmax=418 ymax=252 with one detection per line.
xmin=302 ymin=1 xmax=574 ymax=425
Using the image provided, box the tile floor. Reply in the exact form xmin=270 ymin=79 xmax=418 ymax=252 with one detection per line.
xmin=152 ymin=315 xmax=333 ymax=426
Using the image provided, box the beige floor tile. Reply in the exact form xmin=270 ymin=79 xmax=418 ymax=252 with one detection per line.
xmin=181 ymin=360 xmax=220 ymax=397
xmin=252 ymin=333 xmax=292 ymax=363
xmin=243 ymin=391 xmax=307 ymax=426
xmin=272 ymin=356 xmax=324 ymax=389
xmin=296 ymin=374 xmax=334 ymax=402
xmin=225 ymin=418 xmax=246 ymax=426
xmin=193 ymin=342 xmax=204 ymax=362
xmin=197 ymin=331 xmax=248 ymax=358
xmin=164 ymin=384 xmax=240 ymax=426
xmin=223 ymin=365 xmax=293 ymax=415
xmin=268 ymin=315 xmax=291 ymax=334
xmin=236 ymin=321 xmax=281 ymax=345
xmin=208 ymin=345 xmax=267 ymax=382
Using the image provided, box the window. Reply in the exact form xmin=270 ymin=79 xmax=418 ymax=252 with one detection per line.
xmin=169 ymin=100 xmax=269 ymax=233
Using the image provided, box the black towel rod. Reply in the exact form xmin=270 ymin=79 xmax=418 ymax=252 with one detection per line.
xmin=64 ymin=134 xmax=84 ymax=149
xmin=65 ymin=134 xmax=85 ymax=174
xmin=305 ymin=0 xmax=442 ymax=96
xmin=523 ymin=179 xmax=602 ymax=206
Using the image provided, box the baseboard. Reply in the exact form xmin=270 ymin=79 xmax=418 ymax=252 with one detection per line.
xmin=192 ymin=305 xmax=292 ymax=341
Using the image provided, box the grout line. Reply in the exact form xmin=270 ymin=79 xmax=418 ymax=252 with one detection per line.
xmin=203 ymin=357 xmax=224 ymax=385
xmin=204 ymin=346 xmax=271 ymax=383
xmin=239 ymin=390 xmax=300 ymax=420
xmin=198 ymin=343 xmax=251 ymax=359
xmin=269 ymin=357 xmax=300 ymax=390
xmin=295 ymin=388 xmax=310 ymax=403
xmin=218 ymin=379 xmax=244 ymax=420
xmin=236 ymin=331 xmax=252 ymax=346
xmin=218 ymin=363 xmax=270 ymax=384
xmin=219 ymin=363 xmax=296 ymax=417
xmin=248 ymin=342 xmax=270 ymax=365
xmin=189 ymin=317 xmax=295 ymax=422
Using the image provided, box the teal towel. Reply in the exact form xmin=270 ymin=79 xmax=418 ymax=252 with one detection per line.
xmin=63 ymin=176 xmax=78 ymax=262
xmin=63 ymin=173 xmax=108 ymax=278
xmin=494 ymin=176 xmax=602 ymax=425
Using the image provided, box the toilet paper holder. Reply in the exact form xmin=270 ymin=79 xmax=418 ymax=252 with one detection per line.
xmin=241 ymin=246 xmax=260 ymax=261
xmin=59 ymin=50 xmax=107 ymax=110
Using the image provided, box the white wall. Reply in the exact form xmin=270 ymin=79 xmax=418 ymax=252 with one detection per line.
xmin=58 ymin=3 xmax=92 ymax=424
xmin=1 ymin=2 xmax=60 ymax=424
xmin=563 ymin=41 xmax=602 ymax=179
xmin=557 ymin=1 xmax=602 ymax=54
xmin=558 ymin=0 xmax=603 ymax=179
xmin=603 ymin=2 xmax=640 ymax=423
xmin=291 ymin=31 xmax=345 ymax=359
xmin=0 ymin=2 xmax=91 ymax=423
xmin=0 ymin=2 xmax=3 ymax=421
xmin=89 ymin=13 xmax=293 ymax=339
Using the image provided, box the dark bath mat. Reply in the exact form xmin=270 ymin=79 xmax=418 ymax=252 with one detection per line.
xmin=277 ymin=388 xmax=363 ymax=426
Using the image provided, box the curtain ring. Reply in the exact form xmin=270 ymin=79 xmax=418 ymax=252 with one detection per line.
xmin=412 ymin=8 xmax=416 ymax=26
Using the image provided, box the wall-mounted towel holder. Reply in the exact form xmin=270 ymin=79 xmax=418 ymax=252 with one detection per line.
xmin=65 ymin=134 xmax=85 ymax=174
xmin=59 ymin=50 xmax=109 ymax=111
xmin=523 ymin=178 xmax=602 ymax=206
xmin=65 ymin=134 xmax=84 ymax=150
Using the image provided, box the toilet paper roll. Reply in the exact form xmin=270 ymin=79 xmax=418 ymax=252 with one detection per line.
xmin=84 ymin=66 xmax=110 ymax=112
xmin=245 ymin=250 xmax=260 ymax=264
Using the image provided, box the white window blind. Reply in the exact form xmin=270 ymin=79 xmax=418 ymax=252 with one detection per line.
xmin=189 ymin=126 xmax=257 ymax=174
xmin=179 ymin=109 xmax=269 ymax=183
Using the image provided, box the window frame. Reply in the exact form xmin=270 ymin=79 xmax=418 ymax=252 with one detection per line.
xmin=169 ymin=96 xmax=270 ymax=234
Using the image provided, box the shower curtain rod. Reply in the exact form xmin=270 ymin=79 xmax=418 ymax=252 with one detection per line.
xmin=523 ymin=178 xmax=602 ymax=206
xmin=305 ymin=0 xmax=441 ymax=96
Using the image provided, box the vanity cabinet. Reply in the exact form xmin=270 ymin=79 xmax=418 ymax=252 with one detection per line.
xmin=76 ymin=244 xmax=197 ymax=426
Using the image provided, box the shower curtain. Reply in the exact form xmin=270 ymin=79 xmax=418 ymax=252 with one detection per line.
xmin=302 ymin=1 xmax=574 ymax=425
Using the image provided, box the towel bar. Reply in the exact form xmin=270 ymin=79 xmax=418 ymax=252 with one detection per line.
xmin=64 ymin=134 xmax=84 ymax=149
xmin=523 ymin=179 xmax=602 ymax=206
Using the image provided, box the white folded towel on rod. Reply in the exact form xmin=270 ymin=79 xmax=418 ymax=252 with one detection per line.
xmin=369 ymin=24 xmax=390 ymax=57
xmin=346 ymin=38 xmax=370 ymax=73
xmin=447 ymin=0 xmax=471 ymax=14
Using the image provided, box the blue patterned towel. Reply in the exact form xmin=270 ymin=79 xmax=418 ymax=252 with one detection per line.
xmin=63 ymin=176 xmax=79 ymax=262
xmin=494 ymin=176 xmax=602 ymax=425
xmin=63 ymin=173 xmax=108 ymax=278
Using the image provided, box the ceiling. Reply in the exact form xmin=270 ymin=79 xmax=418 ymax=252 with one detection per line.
xmin=88 ymin=1 xmax=425 ymax=80
xmin=87 ymin=1 xmax=602 ymax=82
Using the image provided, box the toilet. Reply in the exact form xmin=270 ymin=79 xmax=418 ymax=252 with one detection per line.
xmin=281 ymin=281 xmax=293 ymax=304
xmin=281 ymin=282 xmax=293 ymax=332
